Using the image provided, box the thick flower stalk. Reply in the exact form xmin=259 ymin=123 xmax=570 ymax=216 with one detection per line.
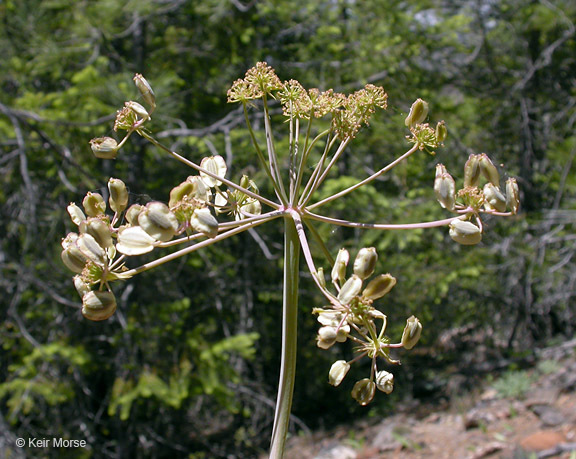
xmin=61 ymin=65 xmax=520 ymax=458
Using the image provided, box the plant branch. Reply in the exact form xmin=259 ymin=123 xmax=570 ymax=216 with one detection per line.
xmin=242 ymin=103 xmax=287 ymax=202
xmin=303 ymin=209 xmax=462 ymax=230
xmin=123 ymin=211 xmax=284 ymax=277
xmin=307 ymin=142 xmax=420 ymax=210
xmin=138 ymin=130 xmax=280 ymax=210
xmin=263 ymin=94 xmax=289 ymax=205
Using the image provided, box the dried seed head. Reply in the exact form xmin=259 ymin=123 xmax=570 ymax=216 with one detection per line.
xmin=108 ymin=178 xmax=128 ymax=213
xmin=337 ymin=274 xmax=363 ymax=305
xmin=116 ymin=226 xmax=156 ymax=255
xmin=375 ymin=370 xmax=394 ymax=394
xmin=278 ymin=79 xmax=313 ymax=118
xmin=362 ymin=274 xmax=397 ymax=301
xmin=483 ymin=183 xmax=507 ymax=212
xmin=449 ymin=219 xmax=482 ymax=245
xmin=138 ymin=202 xmax=179 ymax=242
xmin=200 ymin=155 xmax=227 ymax=188
xmin=401 ymin=315 xmax=422 ymax=350
xmin=405 ymin=98 xmax=429 ymax=128
xmin=67 ymin=203 xmax=86 ymax=226
xmin=190 ymin=207 xmax=219 ymax=238
xmin=133 ymin=73 xmax=156 ymax=110
xmin=80 ymin=217 xmax=113 ymax=249
xmin=463 ymin=154 xmax=482 ymax=188
xmin=353 ymin=247 xmax=378 ymax=280
xmin=478 ymin=153 xmax=500 ymax=186
xmin=82 ymin=291 xmax=117 ymax=321
xmin=90 ymin=137 xmax=119 ymax=159
xmin=82 ymin=192 xmax=106 ymax=217
xmin=435 ymin=121 xmax=448 ymax=143
xmin=351 ymin=378 xmax=376 ymax=406
xmin=244 ymin=61 xmax=283 ymax=94
xmin=331 ymin=248 xmax=349 ymax=285
xmin=329 ymin=360 xmax=351 ymax=387
xmin=114 ymin=106 xmax=137 ymax=131
xmin=506 ymin=178 xmax=520 ymax=214
xmin=434 ymin=164 xmax=456 ymax=211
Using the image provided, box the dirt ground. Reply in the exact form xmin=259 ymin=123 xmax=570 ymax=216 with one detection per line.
xmin=284 ymin=340 xmax=576 ymax=459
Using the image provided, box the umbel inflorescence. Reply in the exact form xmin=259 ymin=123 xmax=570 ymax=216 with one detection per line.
xmin=61 ymin=64 xmax=519 ymax=412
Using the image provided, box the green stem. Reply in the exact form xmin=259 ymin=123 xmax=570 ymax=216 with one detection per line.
xmin=270 ymin=216 xmax=300 ymax=458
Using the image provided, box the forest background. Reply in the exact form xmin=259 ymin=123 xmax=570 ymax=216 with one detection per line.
xmin=0 ymin=0 xmax=575 ymax=457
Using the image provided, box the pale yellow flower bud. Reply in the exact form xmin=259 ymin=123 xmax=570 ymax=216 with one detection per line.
xmin=314 ymin=268 xmax=326 ymax=289
xmin=125 ymin=101 xmax=150 ymax=119
xmin=169 ymin=181 xmax=196 ymax=208
xmin=238 ymin=199 xmax=261 ymax=219
xmin=125 ymin=204 xmax=143 ymax=225
xmin=76 ymin=233 xmax=106 ymax=266
xmin=316 ymin=310 xmax=344 ymax=327
xmin=317 ymin=326 xmax=337 ymax=349
xmin=61 ymin=233 xmax=88 ymax=273
xmin=73 ymin=275 xmax=90 ymax=298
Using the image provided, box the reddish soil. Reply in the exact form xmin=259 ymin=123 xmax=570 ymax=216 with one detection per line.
xmin=284 ymin=343 xmax=576 ymax=459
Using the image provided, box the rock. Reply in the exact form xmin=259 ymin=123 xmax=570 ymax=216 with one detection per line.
xmin=524 ymin=387 xmax=559 ymax=406
xmin=314 ymin=443 xmax=357 ymax=459
xmin=469 ymin=441 xmax=507 ymax=459
xmin=519 ymin=430 xmax=565 ymax=452
xmin=370 ymin=420 xmax=403 ymax=452
xmin=528 ymin=404 xmax=565 ymax=427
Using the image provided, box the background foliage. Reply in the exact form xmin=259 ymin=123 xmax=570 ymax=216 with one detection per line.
xmin=1 ymin=0 xmax=575 ymax=457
